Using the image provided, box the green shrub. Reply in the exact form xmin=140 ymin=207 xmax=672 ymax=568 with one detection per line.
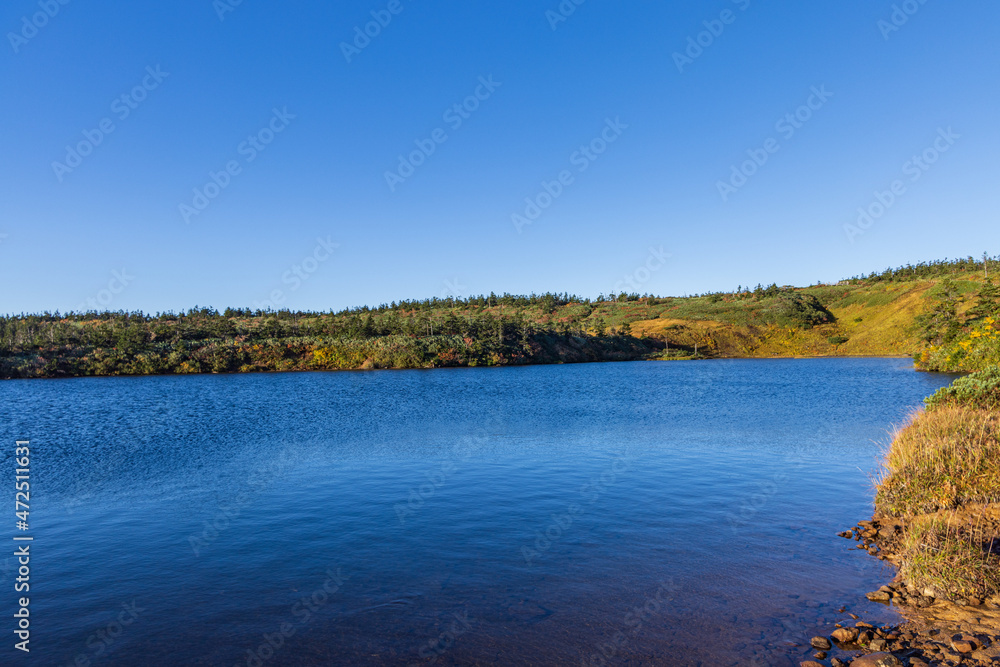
xmin=827 ymin=335 xmax=849 ymax=345
xmin=925 ymin=365 xmax=1000 ymax=410
xmin=773 ymin=294 xmax=835 ymax=329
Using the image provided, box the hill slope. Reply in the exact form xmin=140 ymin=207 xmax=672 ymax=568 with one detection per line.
xmin=1 ymin=258 xmax=997 ymax=378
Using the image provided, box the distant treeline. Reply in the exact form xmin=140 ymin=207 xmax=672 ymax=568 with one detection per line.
xmin=0 ymin=297 xmax=671 ymax=379
xmin=0 ymin=286 xmax=840 ymax=378
xmin=4 ymin=257 xmax=1000 ymax=379
xmin=844 ymin=255 xmax=996 ymax=284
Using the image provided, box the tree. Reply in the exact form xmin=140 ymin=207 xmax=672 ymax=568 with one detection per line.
xmin=916 ymin=279 xmax=963 ymax=344
xmin=442 ymin=311 xmax=461 ymax=336
xmin=967 ymin=279 xmax=1000 ymax=322
xmin=361 ymin=314 xmax=375 ymax=337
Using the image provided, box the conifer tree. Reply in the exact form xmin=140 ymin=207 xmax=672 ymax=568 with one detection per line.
xmin=967 ymin=279 xmax=1000 ymax=322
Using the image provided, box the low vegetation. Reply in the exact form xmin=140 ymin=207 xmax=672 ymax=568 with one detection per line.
xmin=897 ymin=516 xmax=1000 ymax=602
xmin=0 ymin=305 xmax=663 ymax=378
xmin=3 ymin=255 xmax=1000 ymax=379
xmin=875 ymin=364 xmax=1000 ymax=602
xmin=876 ymin=405 xmax=1000 ymax=517
xmin=925 ymin=365 xmax=1000 ymax=411
xmin=0 ymin=288 xmax=849 ymax=378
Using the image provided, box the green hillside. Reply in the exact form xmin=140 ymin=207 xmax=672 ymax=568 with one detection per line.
xmin=1 ymin=257 xmax=997 ymax=378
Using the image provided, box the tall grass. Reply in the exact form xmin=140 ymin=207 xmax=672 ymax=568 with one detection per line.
xmin=876 ymin=407 xmax=1000 ymax=517
xmin=898 ymin=515 xmax=1000 ymax=600
xmin=875 ymin=398 xmax=1000 ymax=601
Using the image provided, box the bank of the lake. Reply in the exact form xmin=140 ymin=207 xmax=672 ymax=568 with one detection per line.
xmin=800 ymin=367 xmax=1000 ymax=667
xmin=7 ymin=257 xmax=1000 ymax=379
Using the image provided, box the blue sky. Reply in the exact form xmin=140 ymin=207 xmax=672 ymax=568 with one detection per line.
xmin=1 ymin=0 xmax=998 ymax=313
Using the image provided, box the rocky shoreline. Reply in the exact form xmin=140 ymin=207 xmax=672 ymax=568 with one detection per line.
xmin=798 ymin=519 xmax=1000 ymax=667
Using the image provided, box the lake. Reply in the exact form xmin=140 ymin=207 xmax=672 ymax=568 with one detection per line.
xmin=0 ymin=358 xmax=956 ymax=666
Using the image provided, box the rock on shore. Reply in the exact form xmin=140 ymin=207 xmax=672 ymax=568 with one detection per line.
xmin=795 ymin=518 xmax=1000 ymax=666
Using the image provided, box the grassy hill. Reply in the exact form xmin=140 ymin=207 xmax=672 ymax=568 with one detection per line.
xmin=1 ymin=257 xmax=997 ymax=378
xmin=628 ymin=273 xmax=984 ymax=360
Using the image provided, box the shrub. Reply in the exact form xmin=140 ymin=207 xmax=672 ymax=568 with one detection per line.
xmin=925 ymin=365 xmax=1000 ymax=410
xmin=774 ymin=294 xmax=835 ymax=329
xmin=827 ymin=335 xmax=849 ymax=345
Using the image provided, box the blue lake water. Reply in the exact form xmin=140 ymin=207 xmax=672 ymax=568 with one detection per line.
xmin=0 ymin=358 xmax=956 ymax=666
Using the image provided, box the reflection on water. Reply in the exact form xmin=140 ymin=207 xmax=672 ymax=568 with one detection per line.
xmin=0 ymin=358 xmax=954 ymax=665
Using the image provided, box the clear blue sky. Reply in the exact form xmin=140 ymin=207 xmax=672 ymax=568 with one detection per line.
xmin=2 ymin=1 xmax=998 ymax=313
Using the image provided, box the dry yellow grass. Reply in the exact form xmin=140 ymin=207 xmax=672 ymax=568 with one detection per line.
xmin=627 ymin=318 xmax=724 ymax=338
xmin=897 ymin=514 xmax=1000 ymax=600
xmin=830 ymin=282 xmax=933 ymax=356
xmin=877 ymin=407 xmax=1000 ymax=517
xmin=627 ymin=282 xmax=934 ymax=358
xmin=876 ymin=405 xmax=1000 ymax=600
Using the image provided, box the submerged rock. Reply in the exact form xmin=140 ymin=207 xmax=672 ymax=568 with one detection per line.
xmin=831 ymin=627 xmax=859 ymax=643
xmin=848 ymin=653 xmax=902 ymax=667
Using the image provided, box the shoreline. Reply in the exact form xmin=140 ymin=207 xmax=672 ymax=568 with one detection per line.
xmin=799 ymin=517 xmax=1000 ymax=667
xmin=802 ymin=369 xmax=1000 ymax=666
xmin=0 ymin=351 xmax=920 ymax=381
